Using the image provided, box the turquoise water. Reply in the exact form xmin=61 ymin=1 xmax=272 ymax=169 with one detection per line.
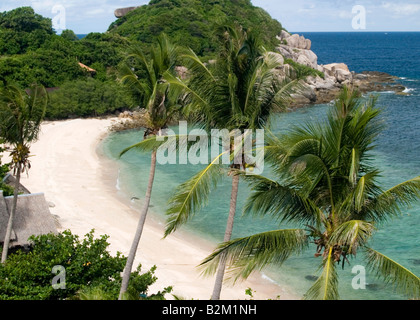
xmin=101 ymin=32 xmax=420 ymax=300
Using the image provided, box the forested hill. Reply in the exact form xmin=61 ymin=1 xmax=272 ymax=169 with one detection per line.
xmin=0 ymin=2 xmax=285 ymax=119
xmin=108 ymin=0 xmax=283 ymax=57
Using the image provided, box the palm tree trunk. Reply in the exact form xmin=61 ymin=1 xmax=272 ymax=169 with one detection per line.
xmin=211 ymin=173 xmax=240 ymax=300
xmin=1 ymin=164 xmax=21 ymax=263
xmin=119 ymin=150 xmax=157 ymax=300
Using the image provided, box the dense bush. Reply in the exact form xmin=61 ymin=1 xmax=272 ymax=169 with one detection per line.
xmin=0 ymin=2 xmax=287 ymax=118
xmin=0 ymin=53 xmax=86 ymax=89
xmin=0 ymin=230 xmax=172 ymax=300
xmin=109 ymin=0 xmax=283 ymax=58
xmin=46 ymin=78 xmax=136 ymax=119
xmin=0 ymin=8 xmax=130 ymax=89
xmin=0 ymin=7 xmax=54 ymax=55
xmin=75 ymin=32 xmax=131 ymax=69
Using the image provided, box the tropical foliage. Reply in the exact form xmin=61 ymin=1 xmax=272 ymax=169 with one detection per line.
xmin=1 ymin=2 xmax=418 ymax=302
xmin=0 ymin=142 xmax=13 ymax=196
xmin=46 ymin=78 xmax=136 ymax=119
xmin=0 ymin=84 xmax=48 ymax=263
xmin=117 ymin=34 xmax=183 ymax=299
xmin=109 ymin=0 xmax=283 ymax=58
xmin=0 ymin=7 xmax=53 ymax=55
xmin=0 ymin=7 xmax=137 ymax=119
xmin=0 ymin=230 xmax=172 ymax=300
xmin=199 ymin=86 xmax=420 ymax=300
xmin=160 ymin=24 xmax=299 ymax=300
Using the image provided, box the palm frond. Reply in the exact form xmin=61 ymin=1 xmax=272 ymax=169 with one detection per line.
xmin=365 ymin=247 xmax=420 ymax=299
xmin=119 ymin=36 xmax=183 ymax=129
xmin=303 ymin=247 xmax=340 ymax=300
xmin=328 ymin=220 xmax=375 ymax=255
xmin=0 ymin=84 xmax=47 ymax=146
xmin=23 ymin=84 xmax=48 ymax=143
xmin=164 ymin=152 xmax=228 ymax=237
xmin=349 ymin=148 xmax=359 ymax=186
xmin=119 ymin=133 xmax=192 ymax=158
xmin=181 ymin=48 xmax=216 ymax=82
xmin=199 ymin=229 xmax=308 ymax=282
xmin=345 ymin=170 xmax=382 ymax=216
xmin=241 ymin=173 xmax=323 ymax=226
xmin=362 ymin=176 xmax=420 ymax=223
xmin=162 ymin=71 xmax=210 ymax=110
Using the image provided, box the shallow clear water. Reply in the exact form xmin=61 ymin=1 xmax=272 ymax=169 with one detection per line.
xmin=101 ymin=32 xmax=420 ymax=300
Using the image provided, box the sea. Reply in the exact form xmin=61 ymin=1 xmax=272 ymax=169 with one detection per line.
xmin=101 ymin=32 xmax=420 ymax=300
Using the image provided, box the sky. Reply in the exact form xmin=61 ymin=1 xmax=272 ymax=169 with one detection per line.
xmin=1 ymin=0 xmax=420 ymax=34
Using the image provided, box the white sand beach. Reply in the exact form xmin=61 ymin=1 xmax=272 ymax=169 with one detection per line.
xmin=17 ymin=118 xmax=299 ymax=300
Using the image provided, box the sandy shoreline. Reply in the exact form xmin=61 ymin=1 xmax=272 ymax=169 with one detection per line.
xmin=17 ymin=117 xmax=299 ymax=300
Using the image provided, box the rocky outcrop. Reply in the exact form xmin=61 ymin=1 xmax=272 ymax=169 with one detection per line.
xmin=277 ymin=31 xmax=318 ymax=69
xmin=114 ymin=6 xmax=141 ymax=18
xmin=276 ymin=31 xmax=406 ymax=108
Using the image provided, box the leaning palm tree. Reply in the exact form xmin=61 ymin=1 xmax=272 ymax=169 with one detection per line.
xmin=162 ymin=24 xmax=300 ymax=300
xmin=117 ymin=34 xmax=184 ymax=299
xmin=199 ymin=86 xmax=420 ymax=300
xmin=0 ymin=84 xmax=47 ymax=263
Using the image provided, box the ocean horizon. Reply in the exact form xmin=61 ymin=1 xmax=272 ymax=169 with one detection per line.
xmin=101 ymin=31 xmax=420 ymax=300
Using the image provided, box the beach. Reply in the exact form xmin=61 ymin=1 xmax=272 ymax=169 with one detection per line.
xmin=18 ymin=117 xmax=299 ymax=300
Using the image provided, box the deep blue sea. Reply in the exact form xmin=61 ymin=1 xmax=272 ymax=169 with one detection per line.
xmin=101 ymin=32 xmax=420 ymax=300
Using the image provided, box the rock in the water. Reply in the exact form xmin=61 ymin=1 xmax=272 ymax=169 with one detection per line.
xmin=366 ymin=283 xmax=385 ymax=291
xmin=321 ymin=63 xmax=352 ymax=83
xmin=305 ymin=275 xmax=319 ymax=282
xmin=278 ymin=31 xmax=312 ymax=50
xmin=409 ymin=259 xmax=420 ymax=265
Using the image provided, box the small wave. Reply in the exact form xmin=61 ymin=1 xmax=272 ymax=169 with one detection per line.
xmin=400 ymin=77 xmax=419 ymax=82
xmin=403 ymin=88 xmax=415 ymax=93
xmin=116 ymin=169 xmax=121 ymax=190
xmin=261 ymin=272 xmax=281 ymax=285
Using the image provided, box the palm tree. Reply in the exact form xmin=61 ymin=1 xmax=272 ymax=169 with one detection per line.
xmin=0 ymin=84 xmax=47 ymax=263
xmin=162 ymin=25 xmax=300 ymax=300
xmin=199 ymin=86 xmax=420 ymax=300
xmin=117 ymin=34 xmax=184 ymax=299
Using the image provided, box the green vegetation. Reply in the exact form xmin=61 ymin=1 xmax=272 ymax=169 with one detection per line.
xmin=0 ymin=84 xmax=48 ymax=263
xmin=137 ymin=25 xmax=299 ymax=300
xmin=0 ymin=3 xmax=318 ymax=121
xmin=0 ymin=142 xmax=13 ymax=197
xmin=285 ymin=58 xmax=325 ymax=79
xmin=0 ymin=7 xmax=136 ymax=119
xmin=199 ymin=87 xmax=420 ymax=300
xmin=109 ymin=0 xmax=283 ymax=58
xmin=0 ymin=7 xmax=53 ymax=55
xmin=46 ymin=78 xmax=135 ymax=119
xmin=118 ymin=34 xmax=183 ymax=299
xmin=0 ymin=230 xmax=172 ymax=300
xmin=2 ymin=1 xmax=418 ymax=302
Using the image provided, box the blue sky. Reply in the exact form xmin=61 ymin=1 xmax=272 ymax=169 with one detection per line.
xmin=1 ymin=0 xmax=420 ymax=34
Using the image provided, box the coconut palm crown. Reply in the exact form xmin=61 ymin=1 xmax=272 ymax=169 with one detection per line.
xmin=161 ymin=24 xmax=300 ymax=300
xmin=117 ymin=34 xmax=184 ymax=299
xmin=200 ymin=86 xmax=420 ymax=300
xmin=0 ymin=84 xmax=47 ymax=263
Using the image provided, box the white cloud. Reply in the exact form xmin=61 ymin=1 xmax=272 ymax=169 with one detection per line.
xmin=2 ymin=0 xmax=420 ymax=33
xmin=0 ymin=0 xmax=146 ymax=33
xmin=381 ymin=2 xmax=420 ymax=16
